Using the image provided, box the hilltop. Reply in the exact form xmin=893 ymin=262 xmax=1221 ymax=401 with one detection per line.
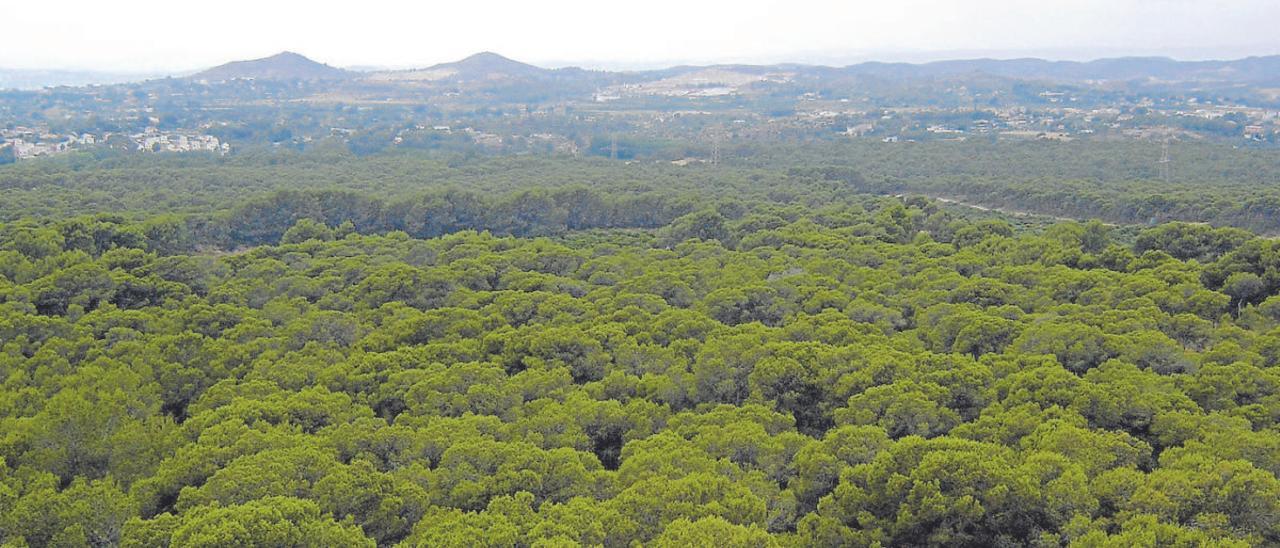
xmin=440 ymin=51 xmax=548 ymax=78
xmin=366 ymin=51 xmax=554 ymax=83
xmin=192 ymin=51 xmax=351 ymax=82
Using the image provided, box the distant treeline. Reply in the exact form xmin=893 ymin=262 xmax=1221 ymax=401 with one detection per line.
xmin=777 ymin=140 xmax=1280 ymax=234
xmin=215 ymin=187 xmax=700 ymax=247
xmin=6 ymin=140 xmax=1280 ymax=234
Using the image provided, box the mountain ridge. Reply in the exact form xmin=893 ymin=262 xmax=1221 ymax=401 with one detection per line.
xmin=9 ymin=51 xmax=1280 ymax=89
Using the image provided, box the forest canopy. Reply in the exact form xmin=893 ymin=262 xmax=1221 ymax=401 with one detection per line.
xmin=2 ymin=151 xmax=1280 ymax=546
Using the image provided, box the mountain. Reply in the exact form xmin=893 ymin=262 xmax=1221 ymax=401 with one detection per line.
xmin=440 ymin=52 xmax=549 ymax=78
xmin=193 ymin=52 xmax=351 ymax=82
xmin=367 ymin=52 xmax=556 ymax=83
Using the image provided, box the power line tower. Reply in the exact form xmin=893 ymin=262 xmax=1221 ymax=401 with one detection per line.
xmin=710 ymin=130 xmax=722 ymax=166
xmin=1157 ymin=139 xmax=1171 ymax=183
xmin=704 ymin=125 xmax=726 ymax=166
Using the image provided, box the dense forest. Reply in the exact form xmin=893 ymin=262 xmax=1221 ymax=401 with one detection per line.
xmin=2 ymin=148 xmax=1280 ymax=546
xmin=4 ymin=140 xmax=1280 ymax=234
xmin=779 ymin=140 xmax=1280 ymax=234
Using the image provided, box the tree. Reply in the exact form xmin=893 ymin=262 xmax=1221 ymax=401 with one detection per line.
xmin=281 ymin=219 xmax=334 ymax=244
xmin=808 ymin=437 xmax=1050 ymax=546
xmin=159 ymin=497 xmax=373 ymax=547
xmin=1223 ymin=271 xmax=1265 ymax=315
xmin=835 ymin=380 xmax=961 ymax=438
xmin=658 ymin=209 xmax=730 ymax=247
xmin=1012 ymin=322 xmax=1116 ymax=374
xmin=652 ymin=516 xmax=777 ymax=547
xmin=0 ymin=141 xmax=15 ymax=165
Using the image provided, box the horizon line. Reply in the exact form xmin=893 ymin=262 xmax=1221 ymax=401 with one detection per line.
xmin=4 ymin=46 xmax=1280 ymax=76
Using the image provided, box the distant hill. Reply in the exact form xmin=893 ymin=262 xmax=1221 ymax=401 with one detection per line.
xmin=0 ymin=69 xmax=166 ymax=90
xmin=627 ymin=55 xmax=1280 ymax=88
xmin=437 ymin=52 xmax=549 ymax=79
xmin=366 ymin=52 xmax=556 ymax=83
xmin=193 ymin=52 xmax=351 ymax=82
xmin=832 ymin=55 xmax=1280 ymax=84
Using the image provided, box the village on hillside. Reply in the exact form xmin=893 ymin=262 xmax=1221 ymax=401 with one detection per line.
xmin=1 ymin=126 xmax=228 ymax=161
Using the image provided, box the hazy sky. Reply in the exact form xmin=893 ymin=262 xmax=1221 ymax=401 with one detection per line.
xmin=3 ymin=0 xmax=1278 ymax=71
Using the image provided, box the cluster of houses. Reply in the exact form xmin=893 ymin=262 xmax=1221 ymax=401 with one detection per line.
xmin=805 ymin=99 xmax=1280 ymax=144
xmin=132 ymin=129 xmax=228 ymax=154
xmin=0 ymin=127 xmax=96 ymax=160
xmin=1 ymin=126 xmax=228 ymax=160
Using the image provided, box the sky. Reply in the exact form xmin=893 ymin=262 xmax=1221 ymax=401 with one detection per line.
xmin=2 ymin=0 xmax=1278 ymax=72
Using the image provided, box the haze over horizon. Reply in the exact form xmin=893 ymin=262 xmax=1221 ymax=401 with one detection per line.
xmin=4 ymin=0 xmax=1278 ymax=72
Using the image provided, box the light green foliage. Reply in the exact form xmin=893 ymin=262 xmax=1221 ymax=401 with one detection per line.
xmin=163 ymin=496 xmax=372 ymax=547
xmin=1 ymin=178 xmax=1279 ymax=547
